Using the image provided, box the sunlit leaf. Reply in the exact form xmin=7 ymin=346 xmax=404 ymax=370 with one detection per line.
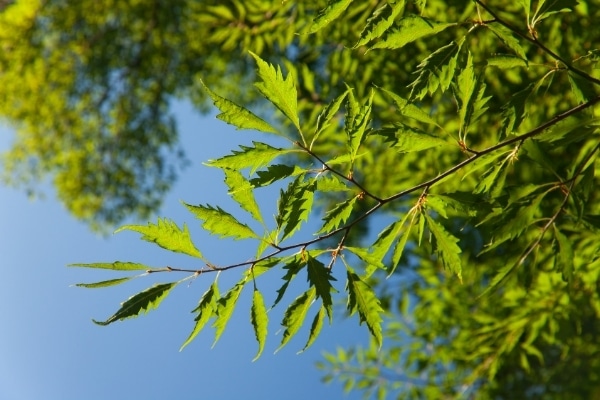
xmin=370 ymin=15 xmax=456 ymax=50
xmin=180 ymin=282 xmax=219 ymax=351
xmin=318 ymin=196 xmax=358 ymax=233
xmin=250 ymin=52 xmax=300 ymax=131
xmin=115 ymin=219 xmax=202 ymax=258
xmin=184 ymin=203 xmax=258 ymax=240
xmin=223 ymin=169 xmax=263 ymax=224
xmin=307 ymin=256 xmax=337 ymax=321
xmin=93 ymin=282 xmax=178 ymax=326
xmin=69 ymin=261 xmax=157 ymax=271
xmin=308 ymin=0 xmax=354 ymax=34
xmin=375 ymin=125 xmax=448 ymax=152
xmin=200 ymin=80 xmax=279 ymax=135
xmin=299 ymin=306 xmax=326 ymax=353
xmin=75 ymin=277 xmax=133 ymax=288
xmin=277 ymin=286 xmax=316 ymax=351
xmin=212 ymin=279 xmax=246 ymax=347
xmin=409 ymin=40 xmax=463 ymax=100
xmin=207 ymin=142 xmax=294 ymax=175
xmin=346 ymin=266 xmax=384 ymax=347
xmin=251 ymin=289 xmax=268 ymax=361
xmin=425 ymin=214 xmax=462 ymax=282
xmin=354 ymin=0 xmax=406 ymax=48
xmin=249 ymin=164 xmax=306 ymax=187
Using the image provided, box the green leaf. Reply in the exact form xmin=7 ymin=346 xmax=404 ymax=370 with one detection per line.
xmin=532 ymin=0 xmax=578 ymax=25
xmin=312 ymin=90 xmax=350 ymax=147
xmin=390 ymin=211 xmax=417 ymax=277
xmin=354 ymin=0 xmax=406 ymax=48
xmin=299 ymin=306 xmax=326 ymax=353
xmin=249 ymin=164 xmax=306 ymax=187
xmin=454 ymin=51 xmax=491 ymax=139
xmin=315 ymin=175 xmax=350 ymax=192
xmin=500 ymin=84 xmax=535 ymax=137
xmin=424 ymin=214 xmax=463 ymax=282
xmin=68 ymin=261 xmax=156 ymax=271
xmin=276 ymin=176 xmax=315 ymax=242
xmin=93 ymin=282 xmax=178 ymax=326
xmin=553 ymin=225 xmax=574 ymax=283
xmin=370 ymin=15 xmax=456 ymax=51
xmin=75 ymin=277 xmax=133 ymax=288
xmin=486 ymin=24 xmax=528 ymax=60
xmin=487 ymin=55 xmax=528 ymax=69
xmin=278 ymin=286 xmax=316 ymax=351
xmin=346 ymin=266 xmax=384 ymax=347
xmin=115 ymin=219 xmax=202 ymax=258
xmin=318 ymin=195 xmax=358 ymax=233
xmin=375 ymin=125 xmax=448 ymax=152
xmin=180 ymin=282 xmax=219 ymax=351
xmin=344 ymin=246 xmax=386 ymax=271
xmin=474 ymin=152 xmax=511 ymax=195
xmin=212 ymin=279 xmax=246 ymax=347
xmin=224 ymin=169 xmax=263 ymax=224
xmin=568 ymin=73 xmax=597 ymax=104
xmin=346 ymin=89 xmax=374 ymax=162
xmin=251 ymin=289 xmax=268 ymax=361
xmin=307 ymin=256 xmax=337 ymax=321
xmin=207 ymin=141 xmax=294 ymax=175
xmin=200 ymin=80 xmax=279 ymax=135
xmin=272 ymin=255 xmax=306 ymax=308
xmin=250 ymin=52 xmax=300 ymax=131
xmin=409 ymin=40 xmax=463 ymax=100
xmin=378 ymin=86 xmax=440 ymax=127
xmin=308 ymin=0 xmax=354 ymax=34
xmin=184 ymin=203 xmax=258 ymax=240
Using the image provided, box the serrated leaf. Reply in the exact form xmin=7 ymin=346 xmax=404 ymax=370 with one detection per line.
xmin=116 ymin=219 xmax=202 ymax=258
xmin=389 ymin=211 xmax=417 ymax=277
xmin=93 ymin=282 xmax=178 ymax=326
xmin=68 ymin=261 xmax=156 ymax=271
xmin=345 ymin=246 xmax=386 ymax=271
xmin=315 ymin=175 xmax=350 ymax=192
xmin=249 ymin=164 xmax=306 ymax=187
xmin=224 ymin=169 xmax=263 ymax=224
xmin=212 ymin=279 xmax=246 ymax=347
xmin=346 ymin=90 xmax=374 ymax=162
xmin=200 ymin=80 xmax=279 ymax=135
xmin=251 ymin=289 xmax=268 ymax=361
xmin=273 ymin=255 xmax=307 ymax=308
xmin=307 ymin=256 xmax=336 ymax=321
xmin=409 ymin=40 xmax=463 ymax=100
xmin=474 ymin=152 xmax=511 ymax=195
xmin=486 ymin=24 xmax=527 ymax=60
xmin=354 ymin=0 xmax=406 ymax=48
xmin=346 ymin=266 xmax=384 ymax=347
xmin=180 ymin=282 xmax=219 ymax=351
xmin=276 ymin=176 xmax=315 ymax=242
xmin=277 ymin=287 xmax=316 ymax=351
xmin=500 ymin=84 xmax=535 ymax=137
xmin=299 ymin=306 xmax=326 ymax=353
xmin=487 ymin=55 xmax=528 ymax=69
xmin=250 ymin=52 xmax=300 ymax=131
xmin=184 ymin=203 xmax=258 ymax=240
xmin=207 ymin=141 xmax=293 ymax=175
xmin=424 ymin=214 xmax=462 ymax=282
xmin=308 ymin=0 xmax=354 ymax=34
xmin=375 ymin=125 xmax=447 ymax=152
xmin=370 ymin=15 xmax=456 ymax=50
xmin=318 ymin=196 xmax=358 ymax=234
xmin=312 ymin=90 xmax=350 ymax=147
xmin=378 ymin=86 xmax=440 ymax=127
xmin=75 ymin=277 xmax=133 ymax=288
xmin=478 ymin=256 xmax=520 ymax=298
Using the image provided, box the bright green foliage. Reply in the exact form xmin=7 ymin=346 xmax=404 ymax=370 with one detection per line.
xmin=93 ymin=282 xmax=179 ymax=326
xmin=116 ymin=218 xmax=202 ymax=258
xmin=58 ymin=0 xmax=600 ymax=398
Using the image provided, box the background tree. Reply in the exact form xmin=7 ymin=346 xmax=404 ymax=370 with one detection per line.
xmin=4 ymin=0 xmax=600 ymax=398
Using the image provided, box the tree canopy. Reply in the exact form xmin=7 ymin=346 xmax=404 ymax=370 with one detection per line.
xmin=4 ymin=0 xmax=600 ymax=398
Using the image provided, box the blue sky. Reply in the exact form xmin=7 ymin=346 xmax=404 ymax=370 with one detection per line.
xmin=0 ymin=101 xmax=370 ymax=399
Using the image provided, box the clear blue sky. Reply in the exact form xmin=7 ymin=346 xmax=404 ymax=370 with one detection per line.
xmin=0 ymin=102 xmax=370 ymax=399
